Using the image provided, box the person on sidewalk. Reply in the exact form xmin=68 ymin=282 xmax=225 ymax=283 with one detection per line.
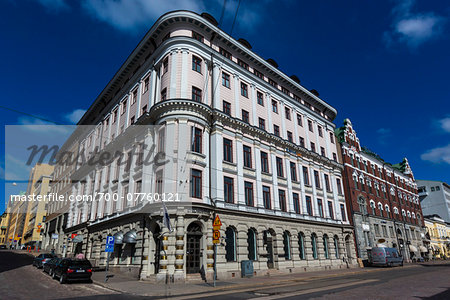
xmin=76 ymin=252 xmax=85 ymax=259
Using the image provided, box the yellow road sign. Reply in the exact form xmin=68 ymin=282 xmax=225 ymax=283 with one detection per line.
xmin=213 ymin=215 xmax=222 ymax=227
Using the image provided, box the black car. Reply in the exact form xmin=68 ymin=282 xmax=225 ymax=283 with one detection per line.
xmin=43 ymin=257 xmax=62 ymax=276
xmin=0 ymin=245 xmax=7 ymax=249
xmin=32 ymin=253 xmax=55 ymax=268
xmin=52 ymin=259 xmax=93 ymax=284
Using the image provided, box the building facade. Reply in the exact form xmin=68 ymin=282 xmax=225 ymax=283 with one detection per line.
xmin=63 ymin=11 xmax=357 ymax=282
xmin=0 ymin=211 xmax=10 ymax=245
xmin=424 ymin=215 xmax=449 ymax=259
xmin=336 ymin=119 xmax=426 ymax=262
xmin=418 ymin=180 xmax=450 ymax=223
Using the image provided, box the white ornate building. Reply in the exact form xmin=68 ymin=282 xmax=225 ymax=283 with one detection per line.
xmin=65 ymin=11 xmax=357 ymax=282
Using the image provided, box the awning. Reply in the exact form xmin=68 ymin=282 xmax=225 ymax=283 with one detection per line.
xmin=419 ymin=246 xmax=428 ymax=252
xmin=123 ymin=230 xmax=137 ymax=244
xmin=113 ymin=232 xmax=124 ymax=245
xmin=409 ymin=245 xmax=418 ymax=252
xmin=72 ymin=234 xmax=83 ymax=243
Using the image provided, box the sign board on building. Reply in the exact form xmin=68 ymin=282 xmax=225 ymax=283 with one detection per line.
xmin=105 ymin=236 xmax=115 ymax=252
xmin=51 ymin=233 xmax=59 ymax=239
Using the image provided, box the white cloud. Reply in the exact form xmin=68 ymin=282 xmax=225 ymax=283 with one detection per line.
xmin=4 ymin=154 xmax=32 ymax=181
xmin=35 ymin=0 xmax=69 ymax=12
xmin=384 ymin=0 xmax=445 ymax=49
xmin=438 ymin=116 xmax=450 ymax=133
xmin=421 ymin=143 xmax=450 ymax=165
xmin=65 ymin=109 xmax=86 ymax=124
xmin=17 ymin=116 xmax=71 ymax=135
xmin=82 ymin=0 xmax=205 ymax=32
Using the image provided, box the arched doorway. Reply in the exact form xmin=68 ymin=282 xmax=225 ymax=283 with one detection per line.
xmin=263 ymin=229 xmax=276 ymax=269
xmin=345 ymin=235 xmax=352 ymax=263
xmin=186 ymin=222 xmax=202 ymax=274
xmin=152 ymin=224 xmax=161 ymax=274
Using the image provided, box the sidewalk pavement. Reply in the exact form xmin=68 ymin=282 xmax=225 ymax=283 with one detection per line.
xmin=90 ymin=262 xmax=447 ymax=298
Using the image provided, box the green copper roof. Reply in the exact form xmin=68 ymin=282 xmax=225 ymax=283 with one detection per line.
xmin=334 ymin=126 xmax=345 ymax=144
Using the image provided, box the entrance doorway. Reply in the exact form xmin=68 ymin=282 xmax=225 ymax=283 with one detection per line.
xmin=186 ymin=222 xmax=202 ymax=274
xmin=264 ymin=230 xmax=275 ymax=269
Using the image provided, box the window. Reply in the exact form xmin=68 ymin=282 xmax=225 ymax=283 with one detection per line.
xmin=323 ymin=235 xmax=329 ymax=259
xmin=225 ymin=227 xmax=236 ymax=261
xmin=308 ymin=120 xmax=313 ymax=132
xmin=290 ymin=162 xmax=297 ymax=181
xmin=263 ymin=186 xmax=271 ymax=209
xmin=261 ymin=152 xmax=269 ymax=173
xmin=241 ymin=82 xmax=248 ymax=97
xmin=192 ymin=86 xmax=202 ymax=102
xmin=269 ymin=78 xmax=277 ymax=88
xmin=243 ymin=145 xmax=252 ymax=168
xmin=132 ymin=89 xmax=138 ymax=104
xmin=431 ymin=187 xmax=435 ymax=192
xmin=285 ymin=107 xmax=291 ymax=120
xmin=247 ymin=229 xmax=257 ymax=261
xmin=297 ymin=114 xmax=303 ymax=126
xmin=328 ymin=201 xmax=334 ymax=219
xmin=219 ymin=47 xmax=232 ymax=59
xmin=324 ymin=174 xmax=331 ymax=192
xmin=141 ymin=105 xmax=147 ymax=115
xmin=330 ymin=132 xmax=335 ymax=144
xmin=242 ymin=109 xmax=249 ymax=123
xmin=303 ymin=166 xmax=310 ymax=185
xmin=121 ymin=100 xmax=127 ymax=115
xmin=238 ymin=59 xmax=249 ymax=70
xmin=163 ymin=57 xmax=169 ymax=74
xmin=113 ymin=109 xmax=118 ymax=123
xmin=192 ymin=31 xmax=204 ymax=42
xmin=161 ymin=88 xmax=167 ymax=101
xmin=130 ymin=116 xmax=135 ymax=124
xmin=279 ymin=190 xmax=287 ymax=212
xmin=192 ymin=56 xmax=202 ymax=73
xmin=321 ymin=147 xmax=326 ymax=157
xmin=382 ymin=225 xmax=388 ymax=237
xmin=258 ymin=118 xmax=266 ymax=130
xmin=310 ymin=142 xmax=315 ymax=152
xmin=374 ymin=224 xmax=380 ymax=236
xmin=244 ymin=182 xmax=254 ymax=206
xmin=143 ymin=76 xmax=149 ymax=93
xmin=287 ymin=131 xmax=293 ymax=142
xmin=340 ymin=204 xmax=347 ymax=221
xmin=276 ymin=157 xmax=284 ymax=177
xmin=273 ymin=125 xmax=280 ymax=136
xmin=318 ymin=126 xmax=323 ymax=137
xmin=299 ymin=137 xmax=305 ymax=147
xmin=272 ymin=100 xmax=278 ymax=113
xmin=224 ymin=177 xmax=234 ymax=203
xmin=293 ymin=192 xmax=300 ymax=213
xmin=191 ymin=127 xmax=202 ymax=153
xmin=223 ymin=101 xmax=231 ymax=115
xmin=222 ymin=72 xmax=230 ymax=88
xmin=317 ymin=198 xmax=324 ymax=217
xmin=314 ymin=170 xmax=321 ymax=189
xmin=283 ymin=231 xmax=291 ymax=259
xmin=333 ymin=153 xmax=337 ymax=161
xmin=311 ymin=234 xmax=318 ymax=259
xmin=306 ymin=196 xmax=313 ymax=216
xmin=223 ymin=138 xmax=233 ymax=162
xmin=190 ymin=169 xmax=202 ymax=198
xmin=336 ymin=178 xmax=343 ymax=194
xmin=257 ymin=92 xmax=264 ymax=105
xmin=254 ymin=68 xmax=264 ymax=79
xmin=298 ymin=233 xmax=306 ymax=260
xmin=282 ymin=87 xmax=290 ymax=96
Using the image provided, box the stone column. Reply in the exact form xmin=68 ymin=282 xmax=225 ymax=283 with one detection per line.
xmin=174 ymin=211 xmax=185 ymax=282
xmin=156 ymin=225 xmax=169 ymax=282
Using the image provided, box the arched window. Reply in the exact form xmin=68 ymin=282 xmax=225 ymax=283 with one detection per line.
xmin=385 ymin=204 xmax=390 ymax=212
xmin=311 ymin=233 xmax=318 ymax=259
xmin=323 ymin=235 xmax=329 ymax=259
xmin=378 ymin=202 xmax=383 ymax=211
xmin=393 ymin=207 xmax=399 ymax=214
xmin=298 ymin=232 xmax=306 ymax=260
xmin=369 ymin=200 xmax=376 ymax=215
xmin=283 ymin=231 xmax=291 ymax=260
xmin=225 ymin=227 xmax=236 ymax=262
xmin=247 ymin=228 xmax=257 ymax=261
xmin=333 ymin=235 xmax=339 ymax=259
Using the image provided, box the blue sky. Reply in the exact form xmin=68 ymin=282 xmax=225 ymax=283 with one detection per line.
xmin=1 ymin=0 xmax=450 ymax=213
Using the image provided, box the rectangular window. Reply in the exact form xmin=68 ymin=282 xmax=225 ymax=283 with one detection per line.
xmin=244 ymin=181 xmax=254 ymax=206
xmin=333 ymin=153 xmax=337 ymax=161
xmin=285 ymin=107 xmax=291 ymax=120
xmin=320 ymin=147 xmax=326 ymax=157
xmin=310 ymin=142 xmax=315 ymax=153
xmin=243 ymin=145 xmax=252 ymax=168
xmin=272 ymin=100 xmax=278 ymax=113
xmin=130 ymin=116 xmax=135 ymax=124
xmin=263 ymin=186 xmax=271 ymax=209
xmin=191 ymin=127 xmax=202 ymax=153
xmin=297 ymin=114 xmax=303 ymax=126
xmin=269 ymin=78 xmax=277 ymax=88
xmin=273 ymin=124 xmax=280 ymax=136
xmin=161 ymin=88 xmax=167 ymax=101
xmin=192 ymin=86 xmax=202 ymax=102
xmin=257 ymin=91 xmax=264 ymax=106
xmin=192 ymin=56 xmax=202 ymax=73
xmin=318 ymin=126 xmax=323 ymax=137
xmin=222 ymin=72 xmax=230 ymax=88
xmin=330 ymin=132 xmax=335 ymax=143
xmin=241 ymin=82 xmax=248 ymax=97
xmin=238 ymin=59 xmax=249 ymax=70
xmin=290 ymin=162 xmax=297 ymax=181
xmin=163 ymin=57 xmax=169 ymax=74
xmin=223 ymin=100 xmax=231 ymax=115
xmin=293 ymin=192 xmax=300 ymax=213
xmin=132 ymin=89 xmax=138 ymax=104
xmin=282 ymin=87 xmax=290 ymax=96
xmin=336 ymin=178 xmax=342 ymax=194
xmin=261 ymin=151 xmax=269 ymax=173
xmin=224 ymin=176 xmax=234 ymax=203
xmin=254 ymin=69 xmax=264 ymax=79
xmin=223 ymin=138 xmax=233 ymax=162
xmin=142 ymin=105 xmax=147 ymax=115
xmin=190 ymin=169 xmax=202 ymax=198
xmin=287 ymin=131 xmax=293 ymax=142
xmin=276 ymin=157 xmax=284 ymax=177
xmin=143 ymin=76 xmax=149 ymax=93
xmin=308 ymin=120 xmax=313 ymax=132
xmin=317 ymin=198 xmax=324 ymax=217
xmin=340 ymin=204 xmax=347 ymax=221
xmin=299 ymin=137 xmax=305 ymax=147
xmin=192 ymin=31 xmax=204 ymax=42
xmin=328 ymin=201 xmax=334 ymax=219
xmin=242 ymin=109 xmax=249 ymax=123
xmin=122 ymin=100 xmax=127 ymax=115
xmin=306 ymin=196 xmax=313 ymax=216
xmin=314 ymin=170 xmax=321 ymax=189
xmin=303 ymin=166 xmax=310 ymax=185
xmin=324 ymin=174 xmax=331 ymax=192
xmin=219 ymin=47 xmax=232 ymax=59
xmin=259 ymin=117 xmax=265 ymax=130
xmin=279 ymin=190 xmax=287 ymax=212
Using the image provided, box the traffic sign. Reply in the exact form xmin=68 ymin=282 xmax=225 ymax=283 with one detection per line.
xmin=213 ymin=215 xmax=222 ymax=227
xmin=213 ymin=230 xmax=220 ymax=244
xmin=105 ymin=236 xmax=115 ymax=252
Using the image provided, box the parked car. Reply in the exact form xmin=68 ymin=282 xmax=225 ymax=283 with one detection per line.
xmin=43 ymin=257 xmax=62 ymax=276
xmin=0 ymin=245 xmax=7 ymax=249
xmin=368 ymin=247 xmax=403 ymax=267
xmin=52 ymin=259 xmax=93 ymax=284
xmin=32 ymin=253 xmax=55 ymax=268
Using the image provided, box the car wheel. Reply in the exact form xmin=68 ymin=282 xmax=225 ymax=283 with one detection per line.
xmin=52 ymin=272 xmax=57 ymax=280
xmin=49 ymin=269 xmax=53 ymax=276
xmin=59 ymin=274 xmax=66 ymax=284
